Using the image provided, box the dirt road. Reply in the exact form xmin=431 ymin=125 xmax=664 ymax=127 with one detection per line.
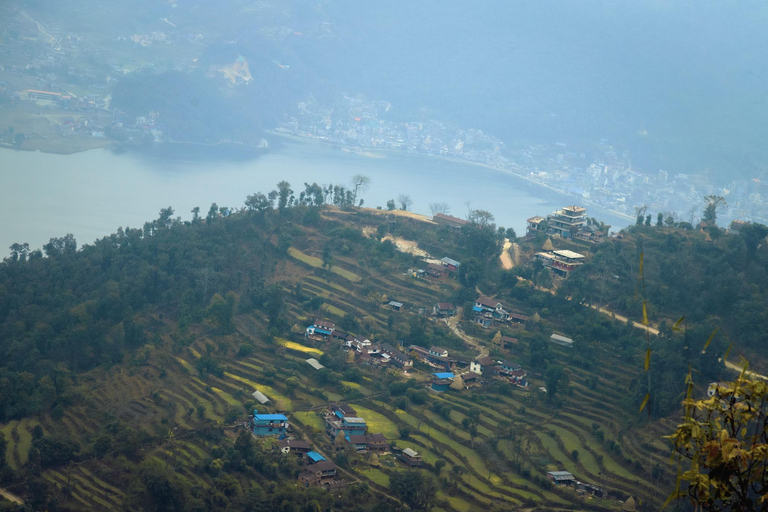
xmin=445 ymin=308 xmax=488 ymax=369
xmin=500 ymin=239 xmax=513 ymax=269
xmin=588 ymin=304 xmax=660 ymax=335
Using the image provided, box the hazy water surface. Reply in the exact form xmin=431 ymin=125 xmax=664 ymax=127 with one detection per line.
xmin=0 ymin=141 xmax=630 ymax=253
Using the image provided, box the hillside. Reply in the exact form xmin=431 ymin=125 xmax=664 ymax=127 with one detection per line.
xmin=0 ymin=193 xmax=699 ymax=511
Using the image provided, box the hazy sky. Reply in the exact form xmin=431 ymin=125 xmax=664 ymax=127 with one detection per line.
xmin=312 ymin=1 xmax=768 ymax=181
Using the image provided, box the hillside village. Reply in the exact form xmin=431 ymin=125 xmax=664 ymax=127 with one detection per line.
xmin=219 ymin=202 xmax=645 ymax=504
xmin=2 ymin=193 xmax=757 ymax=511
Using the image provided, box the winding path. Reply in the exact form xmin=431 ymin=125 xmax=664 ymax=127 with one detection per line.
xmin=444 ymin=307 xmax=488 ymax=372
xmin=0 ymin=487 xmax=23 ymax=505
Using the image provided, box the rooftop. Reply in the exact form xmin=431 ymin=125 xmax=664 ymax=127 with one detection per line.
xmin=306 ymin=451 xmax=326 ymax=463
xmin=433 ymin=372 xmax=455 ymax=379
xmin=253 ymin=413 xmax=288 ymax=421
xmin=306 ymin=358 xmax=325 ymax=370
xmin=552 ymin=249 xmax=585 ymax=260
xmin=402 ymin=448 xmax=419 ymax=457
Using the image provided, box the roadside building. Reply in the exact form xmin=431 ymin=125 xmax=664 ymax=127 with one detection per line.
xmin=535 ymin=249 xmax=585 ymax=278
xmin=306 ymin=319 xmax=336 ymax=340
xmin=251 ymin=413 xmax=288 ymax=437
xmin=433 ymin=302 xmax=456 ymax=317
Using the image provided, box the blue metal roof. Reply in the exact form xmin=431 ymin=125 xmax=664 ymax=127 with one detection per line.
xmin=306 ymin=451 xmax=326 ymax=462
xmin=472 ymin=305 xmax=483 ymax=312
xmin=253 ymin=413 xmax=288 ymax=421
xmin=334 ymin=410 xmax=345 ymax=419
xmin=433 ymin=372 xmax=455 ymax=379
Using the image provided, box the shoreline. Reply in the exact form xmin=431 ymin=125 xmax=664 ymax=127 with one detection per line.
xmin=266 ymin=130 xmax=635 ymax=223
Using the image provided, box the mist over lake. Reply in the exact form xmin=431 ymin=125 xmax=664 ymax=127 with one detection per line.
xmin=0 ymin=141 xmax=630 ymax=253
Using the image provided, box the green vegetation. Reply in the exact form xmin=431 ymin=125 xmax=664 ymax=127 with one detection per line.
xmin=3 ymin=182 xmax=760 ymax=510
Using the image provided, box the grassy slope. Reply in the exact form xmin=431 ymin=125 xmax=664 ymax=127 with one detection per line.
xmin=0 ymin=212 xmax=677 ymax=511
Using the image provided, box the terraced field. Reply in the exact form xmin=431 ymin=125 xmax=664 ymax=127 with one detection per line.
xmin=0 ymin=216 xmax=680 ymax=511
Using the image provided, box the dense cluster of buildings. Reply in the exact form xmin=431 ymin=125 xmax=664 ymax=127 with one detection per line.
xmin=278 ymin=95 xmax=768 ymax=227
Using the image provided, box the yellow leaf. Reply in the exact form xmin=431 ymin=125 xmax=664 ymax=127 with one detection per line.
xmin=701 ymin=327 xmax=719 ymax=354
xmin=640 ymin=393 xmax=650 ymax=412
xmin=673 ymin=316 xmax=685 ymax=331
xmin=645 ymin=348 xmax=651 ymax=372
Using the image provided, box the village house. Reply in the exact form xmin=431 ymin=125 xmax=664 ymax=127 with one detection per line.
xmin=472 ymin=296 xmax=509 ymax=327
xmin=387 ymin=300 xmax=403 ymax=311
xmin=250 ymin=412 xmax=289 ymax=437
xmin=346 ymin=433 xmax=390 ymax=453
xmin=431 ymin=372 xmax=454 ymax=392
xmin=381 ymin=343 xmax=413 ymax=368
xmin=424 ymin=263 xmax=449 ymax=280
xmin=278 ymin=439 xmax=312 ymax=457
xmin=535 ymin=249 xmax=585 ymax=278
xmin=325 ymin=405 xmax=367 ymax=440
xmin=550 ymin=333 xmax=574 ymax=348
xmin=398 ymin=448 xmax=423 ymax=467
xmin=429 ymin=346 xmax=449 ymax=358
xmin=507 ymin=312 xmax=529 ymax=325
xmin=470 ymin=356 xmax=496 ymax=375
xmin=305 ymin=319 xmax=336 ymax=340
xmin=573 ymin=223 xmax=605 ymax=244
xmin=440 ymin=257 xmax=461 ymax=271
xmin=299 ymin=460 xmax=338 ymax=485
xmin=251 ymin=390 xmax=270 ymax=405
xmin=526 ymin=215 xmax=547 ymax=236
xmin=409 ymin=345 xmax=453 ymax=370
xmin=306 ymin=358 xmax=326 ymax=370
xmin=548 ymin=471 xmax=576 ymax=486
xmin=500 ymin=336 xmax=519 ymax=349
xmin=433 ymin=302 xmax=456 ymax=317
xmin=433 ymin=213 xmax=469 ymax=229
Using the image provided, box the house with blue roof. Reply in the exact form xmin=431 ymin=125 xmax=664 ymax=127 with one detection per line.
xmin=431 ymin=372 xmax=455 ymax=392
xmin=305 ymin=319 xmax=336 ymax=340
xmin=306 ymin=451 xmax=326 ymax=463
xmin=251 ymin=412 xmax=288 ymax=437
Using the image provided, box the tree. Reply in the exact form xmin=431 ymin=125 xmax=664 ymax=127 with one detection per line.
xmin=667 ymin=374 xmax=768 ymax=511
xmin=350 ymin=175 xmax=371 ymax=205
xmin=703 ymin=195 xmax=727 ymax=227
xmin=657 ymin=212 xmax=664 ymax=227
xmin=390 ymin=469 xmax=437 ymax=510
xmin=434 ymin=459 xmax=446 ymax=474
xmin=244 ymin=192 xmax=272 ymax=213
xmin=386 ymin=199 xmax=396 ymax=211
xmin=43 ymin=234 xmax=76 ymax=257
xmin=545 ymin=365 xmax=564 ymax=403
xmin=468 ymin=209 xmax=495 ymax=228
xmin=277 ymin=181 xmax=292 ymax=214
xmin=429 ymin=202 xmax=450 ymax=216
xmin=191 ymin=206 xmax=200 ymax=222
xmin=645 ymin=214 xmax=652 ymax=226
xmin=398 ymin=194 xmax=413 ymax=211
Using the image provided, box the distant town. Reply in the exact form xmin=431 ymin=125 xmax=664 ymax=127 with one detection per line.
xmin=275 ymin=94 xmax=768 ymax=228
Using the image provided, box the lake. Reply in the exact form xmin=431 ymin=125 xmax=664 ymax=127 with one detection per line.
xmin=0 ymin=140 xmax=630 ymax=253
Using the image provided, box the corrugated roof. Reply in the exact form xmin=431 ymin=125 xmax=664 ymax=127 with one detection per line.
xmin=306 ymin=358 xmax=325 ymax=370
xmin=433 ymin=372 xmax=455 ymax=379
xmin=306 ymin=451 xmax=326 ymax=462
xmin=253 ymin=413 xmax=288 ymax=421
xmin=402 ymin=448 xmax=419 ymax=457
xmin=251 ymin=390 xmax=270 ymax=404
